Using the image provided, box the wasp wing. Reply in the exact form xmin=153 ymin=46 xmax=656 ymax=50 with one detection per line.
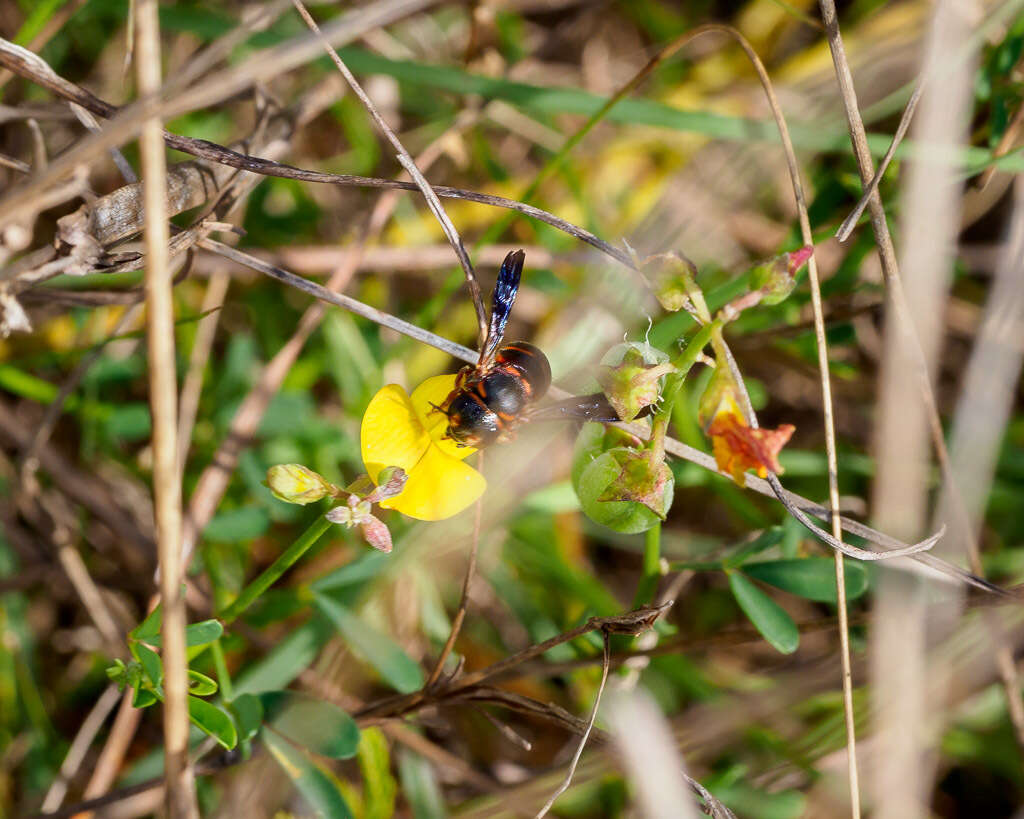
xmin=527 ymin=392 xmax=652 ymax=423
xmin=478 ymin=249 xmax=525 ymax=366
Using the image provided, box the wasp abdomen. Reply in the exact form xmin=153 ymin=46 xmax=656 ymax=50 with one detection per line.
xmin=495 ymin=342 xmax=551 ymax=400
xmin=478 ymin=371 xmax=528 ymax=418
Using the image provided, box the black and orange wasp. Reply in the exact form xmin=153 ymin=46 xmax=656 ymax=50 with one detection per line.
xmin=435 ymin=249 xmax=631 ymax=448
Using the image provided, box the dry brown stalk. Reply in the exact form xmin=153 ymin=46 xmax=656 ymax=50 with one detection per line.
xmin=39 ymin=685 xmax=122 ymax=813
xmin=134 ymin=0 xmax=195 ymax=813
xmin=176 ymin=271 xmax=229 ymax=479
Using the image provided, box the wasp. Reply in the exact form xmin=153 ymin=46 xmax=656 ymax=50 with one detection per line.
xmin=437 ymin=249 xmax=630 ymax=448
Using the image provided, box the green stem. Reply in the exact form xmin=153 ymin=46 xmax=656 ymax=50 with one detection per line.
xmin=632 ymin=522 xmax=662 ymax=608
xmin=210 ymin=638 xmax=233 ymax=702
xmin=646 ymin=319 xmax=721 ymax=466
xmin=218 ymin=515 xmax=333 ymax=625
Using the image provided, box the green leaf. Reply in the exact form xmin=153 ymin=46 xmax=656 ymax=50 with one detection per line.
xmin=142 ymin=619 xmax=224 ymax=649
xmin=723 ymin=527 xmax=785 ymax=568
xmin=259 ymin=691 xmax=360 ymax=760
xmin=106 ymin=658 xmax=128 ymax=686
xmin=130 ymin=606 xmax=162 ymax=642
xmin=229 ymin=693 xmax=264 ymax=743
xmin=188 ymin=697 xmax=237 ymax=750
xmin=187 ymin=669 xmax=218 ymax=697
xmin=398 ymin=749 xmax=446 ymax=819
xmin=311 ymin=551 xmax=390 ymax=595
xmin=728 ymin=572 xmax=799 ymax=654
xmin=743 ymin=558 xmax=868 ymax=603
xmin=263 ymin=727 xmax=354 ymax=819
xmin=233 ymin=618 xmax=334 ymax=696
xmin=185 ymin=619 xmax=225 ymax=647
xmin=105 ymin=403 xmax=151 ymax=442
xmin=203 ymin=506 xmax=270 ymax=544
xmin=132 ymin=687 xmax=158 ymax=708
xmin=358 ymin=727 xmax=397 ymax=819
xmin=313 ymin=594 xmax=424 ymax=694
xmin=133 ymin=643 xmax=163 ymax=688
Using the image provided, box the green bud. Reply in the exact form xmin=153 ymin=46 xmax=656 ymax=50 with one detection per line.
xmin=639 ymin=252 xmax=700 ymax=313
xmin=598 ymin=343 xmax=675 ymax=422
xmin=596 ymin=448 xmax=674 ymax=519
xmin=265 ymin=464 xmax=333 ymax=505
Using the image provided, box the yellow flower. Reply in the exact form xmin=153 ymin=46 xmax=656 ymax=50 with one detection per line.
xmin=361 ymin=374 xmax=486 ymax=521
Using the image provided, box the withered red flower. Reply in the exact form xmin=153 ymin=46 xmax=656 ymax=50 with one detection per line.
xmin=706 ymin=394 xmax=794 ymax=486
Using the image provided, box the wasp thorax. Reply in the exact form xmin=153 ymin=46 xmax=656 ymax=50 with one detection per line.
xmin=445 ymin=393 xmax=500 ymax=447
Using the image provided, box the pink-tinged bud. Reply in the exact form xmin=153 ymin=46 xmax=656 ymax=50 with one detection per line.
xmin=265 ymin=464 xmax=333 ymax=505
xmin=362 ymin=466 xmax=408 ymax=504
xmin=598 ymin=343 xmax=675 ymax=422
xmin=787 ymin=245 xmax=813 ymax=275
xmin=359 ymin=516 xmax=393 ymax=553
xmin=749 ymin=245 xmax=814 ymax=306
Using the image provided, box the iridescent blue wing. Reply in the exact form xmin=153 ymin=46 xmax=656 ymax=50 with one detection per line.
xmin=478 ymin=249 xmax=524 ymax=366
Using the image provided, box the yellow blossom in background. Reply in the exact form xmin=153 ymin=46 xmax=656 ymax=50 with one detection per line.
xmin=361 ymin=374 xmax=485 ymax=521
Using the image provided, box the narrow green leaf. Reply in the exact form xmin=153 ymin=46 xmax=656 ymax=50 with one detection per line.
xmin=187 ymin=669 xmax=218 ymax=697
xmin=728 ymin=572 xmax=799 ymax=654
xmin=263 ymin=727 xmax=354 ymax=819
xmin=743 ymin=558 xmax=868 ymax=603
xmin=313 ymin=594 xmax=424 ymax=694
xmin=259 ymin=691 xmax=360 ymax=760
xmin=229 ymin=693 xmax=264 ymax=743
xmin=398 ymin=749 xmax=446 ymax=819
xmin=188 ymin=696 xmax=237 ymax=750
xmin=310 ymin=551 xmax=390 ymax=595
xmin=358 ymin=727 xmax=397 ymax=819
xmin=233 ymin=618 xmax=334 ymax=696
xmin=723 ymin=527 xmax=785 ymax=568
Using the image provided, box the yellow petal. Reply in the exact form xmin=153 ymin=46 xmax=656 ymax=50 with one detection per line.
xmin=410 ymin=373 xmax=477 ymax=461
xmin=379 ymin=444 xmax=486 ymax=521
xmin=361 ymin=384 xmax=430 ymax=483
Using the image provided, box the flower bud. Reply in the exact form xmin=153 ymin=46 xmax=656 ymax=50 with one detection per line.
xmin=598 ymin=343 xmax=675 ymax=422
xmin=639 ymin=252 xmax=699 ymax=313
xmin=265 ymin=464 xmax=333 ymax=505
xmin=749 ymin=245 xmax=813 ymax=306
xmin=596 ymin=448 xmax=674 ymax=519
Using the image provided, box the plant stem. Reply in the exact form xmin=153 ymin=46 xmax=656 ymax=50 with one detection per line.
xmin=218 ymin=514 xmax=332 ymax=626
xmin=632 ymin=522 xmax=662 ymax=608
xmin=210 ymin=639 xmax=233 ymax=702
